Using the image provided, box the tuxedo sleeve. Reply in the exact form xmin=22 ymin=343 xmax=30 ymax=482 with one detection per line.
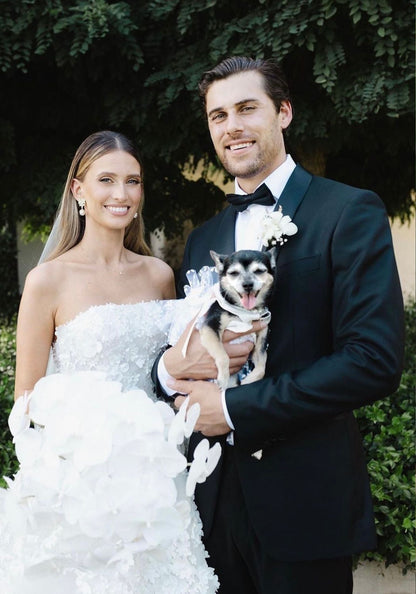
xmin=226 ymin=191 xmax=405 ymax=452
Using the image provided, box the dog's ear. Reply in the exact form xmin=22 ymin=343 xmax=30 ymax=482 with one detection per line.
xmin=210 ymin=250 xmax=226 ymax=273
xmin=266 ymin=247 xmax=277 ymax=271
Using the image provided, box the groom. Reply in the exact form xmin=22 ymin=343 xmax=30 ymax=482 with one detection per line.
xmin=160 ymin=56 xmax=404 ymax=593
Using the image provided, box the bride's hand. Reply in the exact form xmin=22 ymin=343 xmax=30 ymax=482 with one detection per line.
xmin=163 ymin=318 xmax=268 ymax=380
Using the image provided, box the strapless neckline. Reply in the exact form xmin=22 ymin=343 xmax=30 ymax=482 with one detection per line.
xmin=55 ymin=300 xmax=176 ymax=331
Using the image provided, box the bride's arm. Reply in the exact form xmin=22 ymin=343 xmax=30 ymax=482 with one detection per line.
xmin=14 ymin=264 xmax=57 ymax=400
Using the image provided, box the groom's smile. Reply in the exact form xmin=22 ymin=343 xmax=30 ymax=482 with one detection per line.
xmin=227 ymin=141 xmax=255 ymax=152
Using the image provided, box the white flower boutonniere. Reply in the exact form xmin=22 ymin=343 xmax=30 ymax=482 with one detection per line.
xmin=260 ymin=206 xmax=298 ymax=249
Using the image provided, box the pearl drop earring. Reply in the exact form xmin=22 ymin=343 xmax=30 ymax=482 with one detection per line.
xmin=78 ymin=198 xmax=86 ymax=216
xmin=133 ymin=212 xmax=138 ymax=219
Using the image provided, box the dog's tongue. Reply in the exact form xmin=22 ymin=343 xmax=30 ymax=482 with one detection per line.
xmin=241 ymin=293 xmax=257 ymax=310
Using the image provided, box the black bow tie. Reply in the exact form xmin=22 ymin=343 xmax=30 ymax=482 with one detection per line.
xmin=226 ymin=183 xmax=275 ymax=212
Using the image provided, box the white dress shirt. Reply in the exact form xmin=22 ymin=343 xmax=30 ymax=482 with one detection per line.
xmin=234 ymin=154 xmax=296 ymax=251
xmin=158 ymin=156 xmax=297 ymax=430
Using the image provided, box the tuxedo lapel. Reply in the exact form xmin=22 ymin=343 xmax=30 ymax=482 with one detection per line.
xmin=276 ymin=165 xmax=312 ymax=219
xmin=210 ymin=206 xmax=236 ymax=255
xmin=269 ymin=165 xmax=313 ymax=260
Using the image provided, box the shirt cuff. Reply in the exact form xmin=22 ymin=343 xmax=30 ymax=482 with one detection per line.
xmin=222 ymin=389 xmax=235 ymax=445
xmin=221 ymin=389 xmax=235 ymax=430
xmin=157 ymin=352 xmax=178 ymax=398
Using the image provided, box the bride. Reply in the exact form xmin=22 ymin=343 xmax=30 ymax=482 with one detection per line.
xmin=0 ymin=130 xmax=220 ymax=593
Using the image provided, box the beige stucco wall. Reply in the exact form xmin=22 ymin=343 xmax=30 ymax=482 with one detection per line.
xmin=390 ymin=217 xmax=415 ymax=302
xmin=353 ymin=561 xmax=415 ymax=594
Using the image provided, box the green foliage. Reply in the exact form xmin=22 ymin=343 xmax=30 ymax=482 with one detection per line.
xmin=0 ymin=0 xmax=414 ymax=310
xmin=0 ymin=0 xmax=143 ymax=73
xmin=0 ymin=216 xmax=19 ymax=319
xmin=0 ymin=316 xmax=18 ymax=487
xmin=142 ymin=0 xmax=414 ymax=124
xmin=0 ymin=0 xmax=414 ymax=213
xmin=355 ymin=300 xmax=416 ymax=570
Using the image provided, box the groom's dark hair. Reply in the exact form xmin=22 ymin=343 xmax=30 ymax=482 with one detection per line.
xmin=198 ymin=56 xmax=292 ymax=115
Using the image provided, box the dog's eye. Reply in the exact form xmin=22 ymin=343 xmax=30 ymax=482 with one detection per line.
xmin=253 ymin=268 xmax=266 ymax=275
xmin=227 ymin=271 xmax=240 ymax=277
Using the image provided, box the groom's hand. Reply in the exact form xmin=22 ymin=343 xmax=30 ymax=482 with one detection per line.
xmin=171 ymin=380 xmax=231 ymax=436
xmin=164 ymin=318 xmax=267 ymax=381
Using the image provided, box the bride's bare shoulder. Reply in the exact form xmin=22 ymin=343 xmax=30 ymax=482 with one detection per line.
xmin=136 ymin=254 xmax=175 ymax=298
xmin=144 ymin=254 xmax=173 ymax=275
xmin=23 ymin=257 xmax=70 ymax=295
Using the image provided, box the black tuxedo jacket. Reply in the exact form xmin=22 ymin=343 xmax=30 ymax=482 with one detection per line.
xmin=178 ymin=165 xmax=404 ymax=562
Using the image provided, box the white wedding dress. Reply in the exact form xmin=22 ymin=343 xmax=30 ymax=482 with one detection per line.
xmin=0 ymin=301 xmax=219 ymax=594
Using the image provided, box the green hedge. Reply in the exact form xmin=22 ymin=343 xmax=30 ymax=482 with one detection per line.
xmin=355 ymin=300 xmax=415 ymax=571
xmin=0 ymin=315 xmax=18 ymax=483
xmin=0 ymin=304 xmax=415 ymax=568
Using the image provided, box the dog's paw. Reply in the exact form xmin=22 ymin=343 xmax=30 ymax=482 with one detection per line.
xmin=216 ymin=371 xmax=230 ymax=391
xmin=227 ymin=373 xmax=240 ymax=388
xmin=240 ymin=368 xmax=265 ymax=385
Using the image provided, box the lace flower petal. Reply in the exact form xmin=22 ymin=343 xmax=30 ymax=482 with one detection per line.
xmin=8 ymin=392 xmax=31 ymax=437
xmin=186 ymin=440 xmax=222 ymax=497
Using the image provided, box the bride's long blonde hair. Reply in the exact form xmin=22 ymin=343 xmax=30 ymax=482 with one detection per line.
xmin=44 ymin=131 xmax=151 ymax=261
